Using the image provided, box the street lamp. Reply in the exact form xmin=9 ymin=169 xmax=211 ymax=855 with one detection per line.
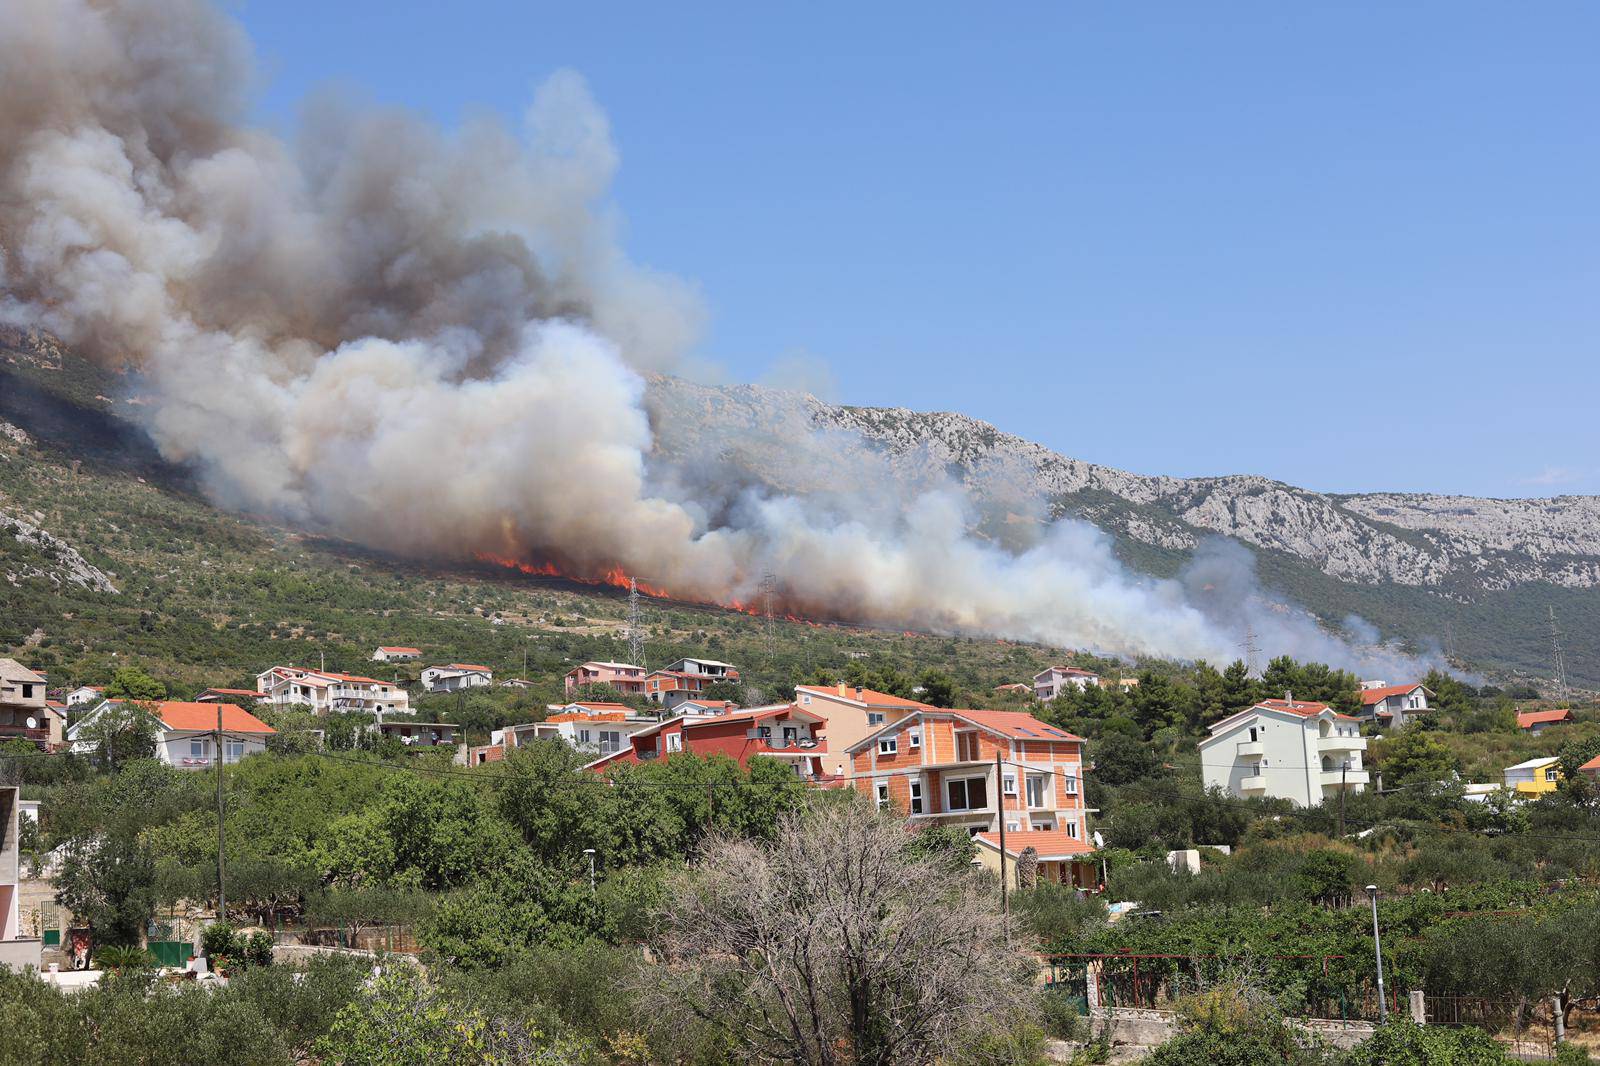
xmin=583 ymin=848 xmax=596 ymax=895
xmin=1366 ymin=885 xmax=1387 ymax=1023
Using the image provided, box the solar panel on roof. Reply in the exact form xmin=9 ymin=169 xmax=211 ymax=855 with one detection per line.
xmin=1044 ymin=728 xmax=1069 ymax=737
xmin=1016 ymin=727 xmax=1038 ymax=736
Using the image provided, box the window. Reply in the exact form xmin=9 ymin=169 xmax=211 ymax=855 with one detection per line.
xmin=758 ymin=725 xmax=772 ymax=739
xmin=1546 ymin=768 xmax=1559 ymax=782
xmin=600 ymin=730 xmax=620 ymax=754
xmin=956 ymin=732 xmax=980 ymax=761
xmin=666 ymin=733 xmax=683 ymax=753
xmin=878 ymin=737 xmax=898 ymax=756
xmin=1002 ymin=773 xmax=1017 ymax=797
xmin=1248 ymin=726 xmax=1258 ymax=743
xmin=1064 ymin=774 xmax=1078 ymax=795
xmin=908 ymin=729 xmax=921 ymax=749
xmin=945 ymin=776 xmax=988 ymax=812
xmin=783 ymin=726 xmax=798 ymax=743
xmin=578 ymin=729 xmax=592 ymax=744
xmin=1025 ymin=774 xmax=1048 ymax=808
xmin=1066 ymin=820 xmax=1080 ymax=839
xmin=867 ymin=712 xmax=885 ymax=726
xmin=875 ymin=781 xmax=891 ymax=810
xmin=801 ymin=694 xmax=811 ymax=705
xmin=224 ymin=740 xmax=244 ymax=763
xmin=1006 ymin=819 xmax=1021 ymax=831
xmin=189 ymin=738 xmax=210 ymax=759
xmin=1321 ymin=756 xmax=1333 ymax=772
xmin=908 ymin=780 xmax=923 ymax=815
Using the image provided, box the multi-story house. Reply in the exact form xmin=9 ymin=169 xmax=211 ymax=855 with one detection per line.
xmin=1032 ymin=666 xmax=1101 ymax=702
xmin=793 ymin=683 xmax=929 ymax=778
xmin=372 ymin=646 xmax=422 ymax=662
xmin=63 ymin=685 xmax=105 ymax=707
xmin=563 ymin=661 xmax=647 ymax=696
xmin=847 ymin=708 xmax=1089 ymax=840
xmin=1356 ymin=682 xmax=1432 ymax=728
xmin=586 ymin=704 xmax=830 ymax=781
xmin=421 ymin=664 xmax=493 ymax=693
xmin=497 ymin=702 xmax=662 ymax=757
xmin=255 ymin=667 xmax=409 ymax=717
xmin=1198 ymin=696 xmax=1367 ymax=806
xmin=1 ymin=786 xmax=41 ymax=972
xmin=0 ymin=659 xmax=61 ymax=750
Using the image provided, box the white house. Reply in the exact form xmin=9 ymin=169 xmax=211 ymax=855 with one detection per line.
xmin=67 ymin=700 xmax=275 ymax=768
xmin=1198 ymin=696 xmax=1368 ymax=807
xmin=255 ymin=667 xmax=409 ymax=717
xmin=505 ymin=702 xmax=661 ymax=757
xmin=1356 ymin=682 xmax=1432 ymax=728
xmin=1 ymin=786 xmax=41 ymax=972
xmin=1033 ymin=666 xmax=1101 ymax=702
xmin=372 ymin=646 xmax=421 ymax=663
xmin=421 ymin=664 xmax=494 ymax=693
xmin=63 ymin=685 xmax=105 ymax=707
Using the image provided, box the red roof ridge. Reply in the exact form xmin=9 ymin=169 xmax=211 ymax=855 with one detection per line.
xmin=156 ymin=701 xmax=275 ymax=734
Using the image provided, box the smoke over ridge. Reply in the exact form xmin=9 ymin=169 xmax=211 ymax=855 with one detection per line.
xmin=0 ymin=0 xmax=1437 ymax=679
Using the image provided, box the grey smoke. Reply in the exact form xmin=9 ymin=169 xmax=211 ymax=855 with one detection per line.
xmin=0 ymin=0 xmax=1442 ymax=680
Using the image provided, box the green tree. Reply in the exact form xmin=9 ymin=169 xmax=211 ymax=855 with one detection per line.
xmin=1092 ymin=731 xmax=1162 ymax=787
xmin=103 ymin=666 xmax=166 ymax=701
xmin=915 ymin=669 xmax=956 ymax=708
xmin=54 ymin=828 xmax=158 ymax=948
xmin=1374 ymin=729 xmax=1460 ymax=785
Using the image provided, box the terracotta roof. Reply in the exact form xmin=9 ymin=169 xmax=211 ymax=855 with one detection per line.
xmin=951 ymin=709 xmax=1084 ymax=742
xmin=546 ymin=711 xmax=629 ymax=723
xmin=1045 ymin=666 xmax=1099 ymax=677
xmin=443 ymin=664 xmax=492 ymax=673
xmin=323 ymin=672 xmax=390 ymax=685
xmin=1517 ymin=709 xmax=1574 ymax=728
xmin=1359 ymin=683 xmax=1429 ymax=706
xmin=560 ymin=702 xmax=633 ymax=713
xmin=196 ymin=687 xmax=263 ymax=698
xmin=795 ymin=684 xmax=928 ymax=709
xmin=378 ymin=646 xmax=420 ymax=654
xmin=975 ymin=829 xmax=1096 ymax=860
xmin=1254 ymin=699 xmax=1359 ymax=723
xmin=156 ymin=701 xmax=275 ymax=735
xmin=1580 ymin=754 xmax=1600 ymax=773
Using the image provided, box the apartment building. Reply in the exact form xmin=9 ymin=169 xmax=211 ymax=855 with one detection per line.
xmin=255 ymin=666 xmax=409 ymax=716
xmin=1198 ymin=696 xmax=1367 ymax=806
xmin=794 ymin=683 xmax=929 ymax=778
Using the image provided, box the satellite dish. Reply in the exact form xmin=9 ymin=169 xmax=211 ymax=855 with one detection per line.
xmin=25 ymin=717 xmax=37 ymax=730
xmin=1092 ymin=831 xmax=1105 ymax=848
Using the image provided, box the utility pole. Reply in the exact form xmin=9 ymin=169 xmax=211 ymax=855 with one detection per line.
xmin=1366 ymin=885 xmax=1387 ymax=1023
xmin=1338 ymin=761 xmax=1348 ymax=837
xmin=215 ymin=704 xmax=226 ymax=922
xmin=994 ymin=751 xmax=1009 ymax=926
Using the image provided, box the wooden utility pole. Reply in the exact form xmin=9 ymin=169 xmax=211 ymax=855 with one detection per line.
xmin=215 ymin=704 xmax=226 ymax=921
xmin=1338 ymin=761 xmax=1348 ymax=837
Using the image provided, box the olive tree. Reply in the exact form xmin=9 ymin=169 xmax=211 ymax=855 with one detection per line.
xmin=642 ymin=800 xmax=1039 ymax=1065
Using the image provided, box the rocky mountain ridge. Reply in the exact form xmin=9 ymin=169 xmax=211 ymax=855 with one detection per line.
xmin=647 ymin=378 xmax=1600 ymax=598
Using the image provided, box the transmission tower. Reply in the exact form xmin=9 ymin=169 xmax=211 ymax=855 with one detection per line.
xmin=760 ymin=569 xmax=777 ymax=661
xmin=627 ymin=577 xmax=645 ymax=668
xmin=1239 ymin=622 xmax=1261 ymax=676
xmin=1548 ymin=606 xmax=1568 ymax=701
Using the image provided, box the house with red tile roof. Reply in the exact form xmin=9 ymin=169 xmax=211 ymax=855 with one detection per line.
xmin=974 ymin=829 xmax=1100 ymax=892
xmin=489 ymin=701 xmax=666 ymax=758
xmin=1579 ymin=753 xmax=1600 ymax=783
xmin=586 ymin=704 xmax=830 ymax=781
xmin=372 ymin=646 xmax=422 ymax=662
xmin=68 ymin=700 xmax=275 ymax=769
xmin=422 ymin=664 xmax=494 ymax=693
xmin=255 ymin=666 xmax=409 ymax=717
xmin=1517 ymin=708 xmax=1575 ymax=734
xmin=645 ymin=659 xmax=741 ymax=710
xmin=564 ymin=661 xmax=647 ymax=696
xmin=794 ymin=683 xmax=931 ymax=778
xmin=1199 ymin=696 xmax=1367 ymax=806
xmin=1356 ymin=682 xmax=1432 ymax=728
xmin=848 ymin=708 xmax=1090 ymax=840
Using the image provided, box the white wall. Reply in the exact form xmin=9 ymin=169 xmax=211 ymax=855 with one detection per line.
xmin=156 ymin=731 xmax=269 ymax=770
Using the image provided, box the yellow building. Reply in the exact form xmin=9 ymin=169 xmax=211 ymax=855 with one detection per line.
xmin=1503 ymin=756 xmax=1562 ymax=796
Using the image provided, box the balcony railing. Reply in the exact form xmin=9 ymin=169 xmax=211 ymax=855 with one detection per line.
xmin=1240 ymin=775 xmax=1267 ymax=792
xmin=0 ymin=726 xmax=48 ymax=742
xmin=1236 ymin=741 xmax=1265 ymax=759
xmin=1317 ymin=736 xmax=1367 ymax=754
xmin=1320 ymin=769 xmax=1369 ymax=788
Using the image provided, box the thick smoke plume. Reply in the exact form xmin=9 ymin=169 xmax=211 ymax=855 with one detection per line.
xmin=0 ymin=0 xmax=1436 ymax=678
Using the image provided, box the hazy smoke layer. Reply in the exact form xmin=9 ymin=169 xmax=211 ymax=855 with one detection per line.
xmin=0 ymin=0 xmax=1433 ymax=677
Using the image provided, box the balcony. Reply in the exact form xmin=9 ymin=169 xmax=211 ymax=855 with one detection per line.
xmin=1239 ymin=775 xmax=1267 ymax=793
xmin=1236 ymin=741 xmax=1265 ymax=759
xmin=1321 ymin=769 xmax=1369 ymax=788
xmin=1317 ymin=735 xmax=1367 ymax=755
xmin=0 ymin=725 xmax=48 ymax=744
xmin=752 ymin=736 xmax=825 ymax=757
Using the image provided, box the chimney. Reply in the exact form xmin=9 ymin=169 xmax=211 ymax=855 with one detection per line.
xmin=855 ymin=687 xmax=864 ymax=699
xmin=838 ymin=682 xmax=848 ymax=697
xmin=1284 ymin=690 xmax=1293 ymax=705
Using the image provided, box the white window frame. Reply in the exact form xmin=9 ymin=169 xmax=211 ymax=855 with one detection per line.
xmin=189 ymin=737 xmax=210 ymax=758
xmin=1065 ymin=820 xmax=1080 ymax=839
xmin=945 ymin=775 xmax=988 ymax=813
xmin=875 ymin=780 xmax=891 ymax=810
xmin=1025 ymin=774 xmax=1048 ymax=809
xmin=908 ymin=779 xmax=923 ymax=815
xmin=908 ymin=729 xmax=921 ymax=749
xmin=878 ymin=737 xmax=898 ymax=756
xmin=867 ymin=712 xmax=885 ymax=726
xmin=666 ymin=733 xmax=683 ymax=753
xmin=1064 ymin=773 xmax=1078 ymax=795
xmin=1002 ymin=772 xmax=1017 ymax=797
xmin=224 ymin=739 xmax=245 ymax=763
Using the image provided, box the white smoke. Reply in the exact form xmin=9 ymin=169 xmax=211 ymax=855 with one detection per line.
xmin=0 ymin=0 xmax=1440 ymax=678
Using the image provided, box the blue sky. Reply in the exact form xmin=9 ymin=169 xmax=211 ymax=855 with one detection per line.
xmin=234 ymin=1 xmax=1598 ymax=498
